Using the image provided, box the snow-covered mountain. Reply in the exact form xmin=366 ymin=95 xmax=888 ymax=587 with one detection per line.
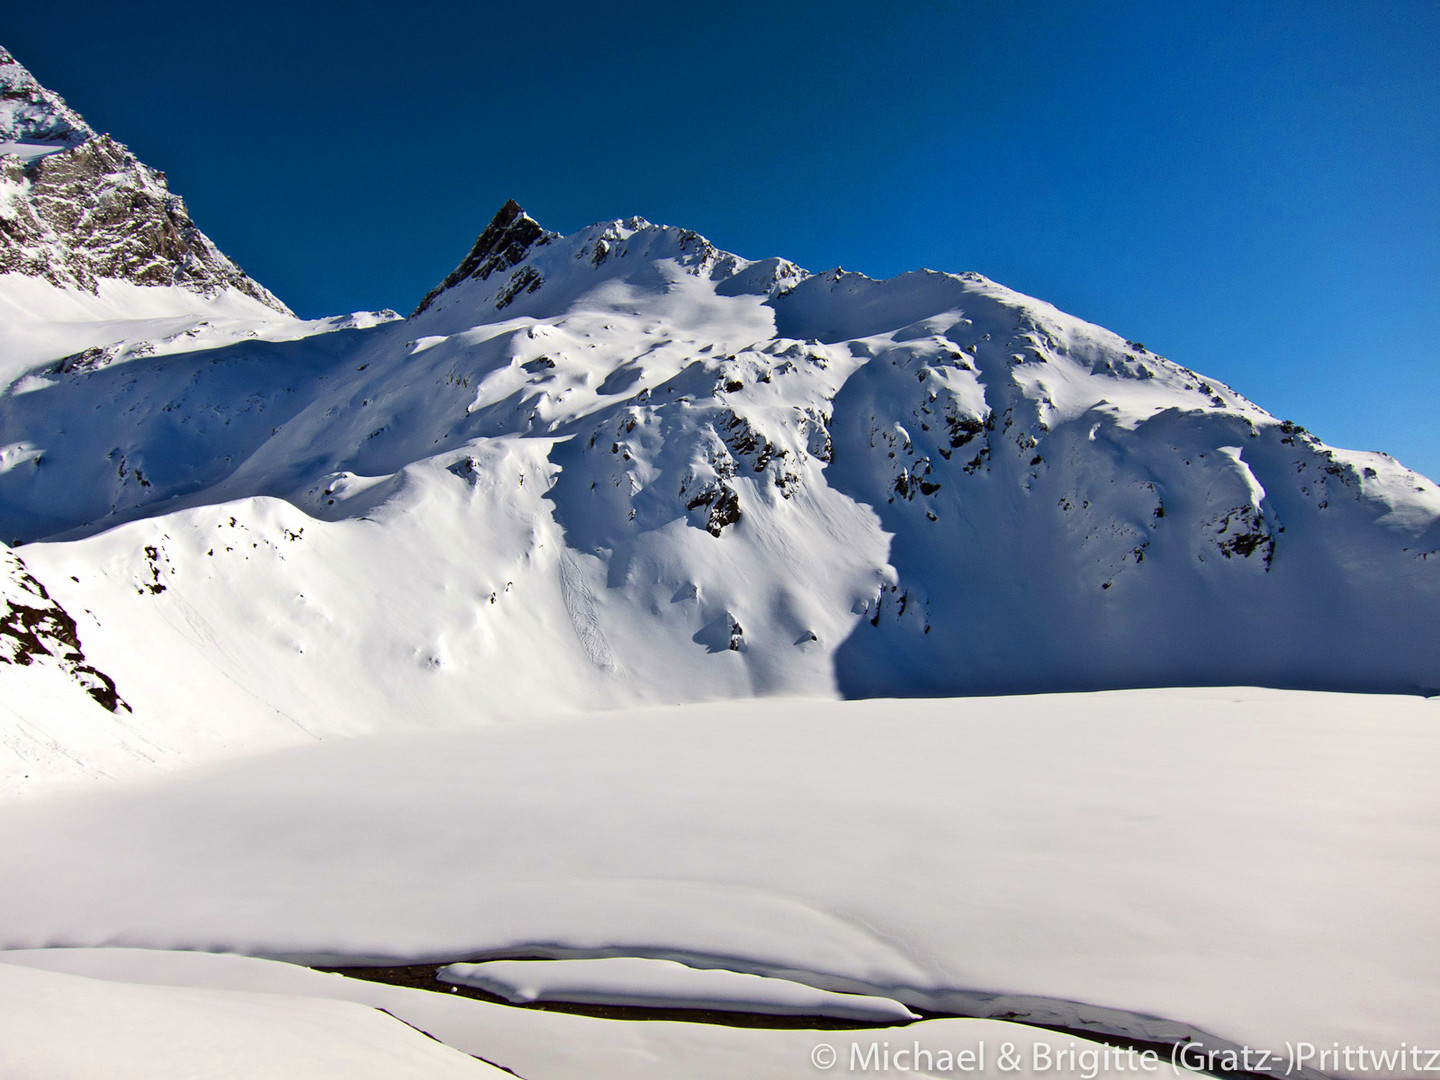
xmin=4 ymin=47 xmax=1440 ymax=1080
xmin=1 ymin=50 xmax=1437 ymax=788
xmin=0 ymin=46 xmax=290 ymax=342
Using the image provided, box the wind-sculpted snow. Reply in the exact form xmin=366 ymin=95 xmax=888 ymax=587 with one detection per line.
xmin=0 ymin=949 xmax=1221 ymax=1080
xmin=0 ymin=960 xmax=513 ymax=1079
xmin=1 ymin=693 xmax=1435 ymax=1074
xmin=2 ymin=197 xmax=1438 ymax=780
xmin=437 ymin=957 xmax=921 ymax=1022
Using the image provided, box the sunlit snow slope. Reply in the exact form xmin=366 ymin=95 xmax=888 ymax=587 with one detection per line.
xmin=2 ymin=54 xmax=1437 ymax=788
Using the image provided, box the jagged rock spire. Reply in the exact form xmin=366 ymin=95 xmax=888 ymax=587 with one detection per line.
xmin=413 ymin=199 xmax=552 ymax=315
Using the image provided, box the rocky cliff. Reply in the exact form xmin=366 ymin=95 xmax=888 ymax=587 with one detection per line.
xmin=0 ymin=46 xmax=290 ymax=314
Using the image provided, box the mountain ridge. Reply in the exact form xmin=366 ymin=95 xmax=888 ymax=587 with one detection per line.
xmin=1 ymin=53 xmax=1437 ymax=791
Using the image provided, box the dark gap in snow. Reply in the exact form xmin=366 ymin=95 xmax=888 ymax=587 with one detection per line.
xmin=315 ymin=962 xmax=895 ymax=1031
xmin=313 ymin=960 xmax=1315 ymax=1079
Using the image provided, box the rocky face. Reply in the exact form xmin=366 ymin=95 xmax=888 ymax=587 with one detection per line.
xmin=0 ymin=546 xmax=127 ymax=713
xmin=0 ymin=46 xmax=291 ymax=315
xmin=413 ymin=198 xmax=554 ymax=315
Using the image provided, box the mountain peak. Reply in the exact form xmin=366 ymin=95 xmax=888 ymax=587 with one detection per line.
xmin=0 ymin=43 xmax=291 ymax=316
xmin=0 ymin=46 xmax=95 ymax=161
xmin=413 ymin=199 xmax=554 ymax=315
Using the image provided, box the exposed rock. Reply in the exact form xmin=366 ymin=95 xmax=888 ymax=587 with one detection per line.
xmin=413 ymin=199 xmax=555 ymax=314
xmin=1 ymin=548 xmax=128 ymax=713
xmin=495 ymin=265 xmax=544 ymax=309
xmin=0 ymin=46 xmax=94 ymax=150
xmin=0 ymin=47 xmax=291 ymax=314
xmin=686 ymin=481 xmax=743 ymax=537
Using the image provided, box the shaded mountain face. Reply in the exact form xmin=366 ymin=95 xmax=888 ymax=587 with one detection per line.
xmin=0 ymin=50 xmax=1437 ymax=788
xmin=0 ymin=47 xmax=290 ymax=314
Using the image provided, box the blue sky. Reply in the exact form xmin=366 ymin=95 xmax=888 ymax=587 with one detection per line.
xmin=7 ymin=1 xmax=1438 ymax=477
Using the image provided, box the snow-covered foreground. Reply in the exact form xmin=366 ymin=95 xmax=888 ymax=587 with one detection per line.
xmin=0 ymin=958 xmax=510 ymax=1079
xmin=0 ymin=948 xmax=1214 ymax=1080
xmin=1 ymin=690 xmax=1435 ymax=1077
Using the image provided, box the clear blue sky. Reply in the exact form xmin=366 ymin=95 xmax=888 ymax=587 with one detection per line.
xmin=7 ymin=1 xmax=1438 ymax=477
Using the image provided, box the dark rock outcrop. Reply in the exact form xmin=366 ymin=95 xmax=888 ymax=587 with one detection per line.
xmin=413 ymin=199 xmax=553 ymax=314
xmin=1 ymin=548 xmax=128 ymax=713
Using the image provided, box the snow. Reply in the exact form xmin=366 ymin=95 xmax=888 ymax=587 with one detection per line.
xmin=0 ymin=690 xmax=1435 ymax=1077
xmin=0 ymin=958 xmax=510 ymax=1078
xmin=1 ymin=210 xmax=1436 ymax=793
xmin=0 ymin=273 xmax=299 ymax=385
xmin=1 ymin=47 xmax=1436 ymax=1077
xmin=0 ymin=139 xmax=71 ymax=163
xmin=0 ymin=947 xmax=1212 ymax=1080
xmin=0 ymin=204 xmax=1433 ymax=780
xmin=438 ymin=957 xmax=920 ymax=1021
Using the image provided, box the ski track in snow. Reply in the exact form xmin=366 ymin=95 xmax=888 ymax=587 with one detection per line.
xmin=558 ymin=548 xmax=618 ymax=674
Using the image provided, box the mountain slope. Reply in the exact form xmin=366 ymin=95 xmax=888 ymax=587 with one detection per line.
xmin=3 ymin=196 xmax=1437 ymax=787
xmin=0 ymin=45 xmax=291 ymax=329
xmin=0 ymin=42 xmax=1435 ymax=788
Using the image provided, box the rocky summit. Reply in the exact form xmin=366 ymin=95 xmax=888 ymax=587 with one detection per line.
xmin=0 ymin=47 xmax=289 ymax=313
